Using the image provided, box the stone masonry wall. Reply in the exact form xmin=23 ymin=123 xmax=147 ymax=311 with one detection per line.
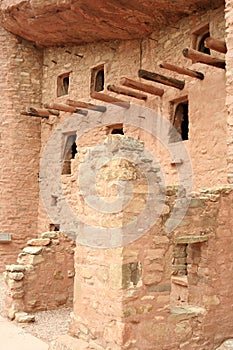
xmin=0 ymin=26 xmax=43 ymax=270
xmin=38 ymin=6 xmax=227 ymax=233
xmin=64 ymin=185 xmax=233 ymax=350
xmin=4 ymin=231 xmax=75 ymax=320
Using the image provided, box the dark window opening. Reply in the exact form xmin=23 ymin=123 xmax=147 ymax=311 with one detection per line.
xmin=169 ymin=100 xmax=189 ymax=142
xmin=111 ymin=128 xmax=124 ymax=135
xmin=57 ymin=73 xmax=70 ymax=97
xmin=107 ymin=124 xmax=124 ymax=135
xmin=198 ymin=32 xmax=210 ymax=55
xmin=95 ymin=69 xmax=104 ymax=92
xmin=50 ymin=224 xmax=60 ymax=231
xmin=191 ymin=23 xmax=210 ymax=56
xmin=62 ymin=134 xmax=77 ymax=175
xmin=91 ymin=65 xmax=104 ymax=92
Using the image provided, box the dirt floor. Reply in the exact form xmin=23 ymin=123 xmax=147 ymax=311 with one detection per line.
xmin=0 ymin=273 xmax=72 ymax=343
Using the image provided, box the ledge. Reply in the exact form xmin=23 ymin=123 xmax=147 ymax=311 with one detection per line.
xmin=171 ymin=305 xmax=206 ymax=316
xmin=175 ymin=235 xmax=209 ymax=244
xmin=171 ymin=276 xmax=188 ymax=287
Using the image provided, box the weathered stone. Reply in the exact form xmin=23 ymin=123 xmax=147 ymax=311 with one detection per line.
xmin=5 ymin=265 xmax=26 ymax=272
xmin=53 ymin=270 xmax=64 ymax=280
xmin=9 ymin=289 xmax=24 ymax=299
xmin=8 ymin=272 xmax=24 ymax=281
xmin=42 ymin=231 xmax=59 ymax=239
xmin=23 ymin=246 xmax=43 ymax=255
xmin=216 ymin=339 xmax=233 ymax=350
xmin=15 ymin=312 xmax=35 ymax=323
xmin=175 ymin=235 xmax=209 ymax=244
xmin=67 ymin=270 xmax=75 ymax=278
xmin=17 ymin=252 xmax=44 ymax=265
xmin=27 ymin=238 xmax=50 ymax=246
xmin=7 ymin=279 xmax=24 ymax=290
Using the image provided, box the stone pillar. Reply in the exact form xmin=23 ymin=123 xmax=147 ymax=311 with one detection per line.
xmin=225 ymin=0 xmax=233 ymax=183
xmin=0 ymin=26 xmax=43 ymax=270
xmin=49 ymin=135 xmax=162 ymax=350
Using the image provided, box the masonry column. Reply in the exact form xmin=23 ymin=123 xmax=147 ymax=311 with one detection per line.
xmin=225 ymin=0 xmax=233 ymax=183
xmin=0 ymin=26 xmax=43 ymax=270
xmin=49 ymin=135 xmax=162 ymax=350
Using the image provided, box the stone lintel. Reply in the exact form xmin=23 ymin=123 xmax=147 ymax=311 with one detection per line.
xmin=175 ymin=235 xmax=209 ymax=244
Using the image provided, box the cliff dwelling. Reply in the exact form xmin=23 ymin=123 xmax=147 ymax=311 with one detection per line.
xmin=1 ymin=0 xmax=233 ymax=349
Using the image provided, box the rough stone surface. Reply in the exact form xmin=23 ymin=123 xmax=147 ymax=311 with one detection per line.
xmin=15 ymin=312 xmax=35 ymax=323
xmin=216 ymin=340 xmax=233 ymax=350
xmin=4 ymin=231 xmax=75 ymax=316
xmin=0 ymin=1 xmax=232 ymax=350
xmin=27 ymin=238 xmax=51 ymax=246
xmin=23 ymin=247 xmax=43 ymax=255
xmin=0 ymin=0 xmax=223 ymax=46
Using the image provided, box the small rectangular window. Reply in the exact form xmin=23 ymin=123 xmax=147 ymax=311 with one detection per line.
xmin=169 ymin=98 xmax=189 ymax=142
xmin=62 ymin=133 xmax=77 ymax=175
xmin=192 ymin=23 xmax=210 ymax=55
xmin=57 ymin=72 xmax=70 ymax=97
xmin=91 ymin=64 xmax=104 ymax=92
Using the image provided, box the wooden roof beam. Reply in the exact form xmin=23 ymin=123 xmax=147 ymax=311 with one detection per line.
xmin=120 ymin=77 xmax=164 ymax=96
xmin=138 ymin=69 xmax=185 ymax=90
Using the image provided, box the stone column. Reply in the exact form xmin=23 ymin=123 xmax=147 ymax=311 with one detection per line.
xmin=49 ymin=135 xmax=162 ymax=350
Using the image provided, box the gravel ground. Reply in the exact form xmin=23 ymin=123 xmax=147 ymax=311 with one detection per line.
xmin=0 ymin=273 xmax=72 ymax=343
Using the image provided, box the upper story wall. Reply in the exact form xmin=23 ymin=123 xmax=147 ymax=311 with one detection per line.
xmin=38 ymin=5 xmax=227 ymax=232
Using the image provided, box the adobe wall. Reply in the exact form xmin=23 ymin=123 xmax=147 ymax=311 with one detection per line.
xmin=0 ymin=27 xmax=43 ymax=270
xmin=38 ymin=6 xmax=227 ymax=233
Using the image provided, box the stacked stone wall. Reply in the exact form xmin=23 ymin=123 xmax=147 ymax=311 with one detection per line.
xmin=4 ymin=231 xmax=75 ymax=320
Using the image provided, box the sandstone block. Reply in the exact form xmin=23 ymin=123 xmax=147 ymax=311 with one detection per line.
xmin=5 ymin=264 xmax=26 ymax=272
xmin=23 ymin=246 xmax=43 ymax=255
xmin=17 ymin=252 xmax=44 ymax=265
xmin=42 ymin=231 xmax=59 ymax=239
xmin=27 ymin=238 xmax=50 ymax=246
xmin=15 ymin=312 xmax=35 ymax=323
xmin=7 ymin=279 xmax=23 ymax=290
xmin=9 ymin=289 xmax=24 ymax=299
xmin=8 ymin=272 xmax=24 ymax=281
xmin=216 ymin=340 xmax=233 ymax=350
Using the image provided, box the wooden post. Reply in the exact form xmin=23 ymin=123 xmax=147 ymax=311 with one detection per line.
xmin=90 ymin=91 xmax=130 ymax=109
xmin=120 ymin=77 xmax=164 ymax=96
xmin=107 ymin=84 xmax=147 ymax=100
xmin=138 ymin=69 xmax=185 ymax=90
xmin=67 ymin=99 xmax=106 ymax=112
xmin=204 ymin=37 xmax=227 ymax=54
xmin=21 ymin=111 xmax=49 ymax=119
xmin=159 ymin=62 xmax=204 ymax=80
xmin=44 ymin=102 xmax=88 ymax=115
xmin=182 ymin=48 xmax=225 ymax=69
